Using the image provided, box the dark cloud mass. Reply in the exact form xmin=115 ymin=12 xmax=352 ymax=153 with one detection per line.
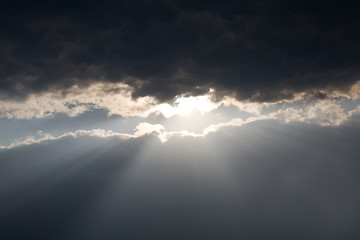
xmin=1 ymin=0 xmax=360 ymax=101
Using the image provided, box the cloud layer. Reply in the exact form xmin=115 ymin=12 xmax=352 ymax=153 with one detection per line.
xmin=2 ymin=98 xmax=359 ymax=149
xmin=1 ymin=1 xmax=360 ymax=102
xmin=1 ymin=81 xmax=359 ymax=120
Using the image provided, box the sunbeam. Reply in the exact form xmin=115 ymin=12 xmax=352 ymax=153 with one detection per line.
xmin=1 ymin=1 xmax=360 ymax=239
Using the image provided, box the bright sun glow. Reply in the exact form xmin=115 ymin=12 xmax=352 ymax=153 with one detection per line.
xmin=151 ymin=92 xmax=217 ymax=118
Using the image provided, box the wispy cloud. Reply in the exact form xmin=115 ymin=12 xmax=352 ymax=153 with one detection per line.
xmin=2 ymin=99 xmax=359 ymax=149
xmin=0 ymin=82 xmax=158 ymax=119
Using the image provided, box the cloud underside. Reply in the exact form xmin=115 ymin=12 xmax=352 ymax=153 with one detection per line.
xmin=1 ymin=1 xmax=360 ymax=149
xmin=1 ymin=1 xmax=360 ymax=102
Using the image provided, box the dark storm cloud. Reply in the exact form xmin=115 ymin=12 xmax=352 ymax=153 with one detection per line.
xmin=1 ymin=121 xmax=360 ymax=239
xmin=1 ymin=0 xmax=360 ymax=101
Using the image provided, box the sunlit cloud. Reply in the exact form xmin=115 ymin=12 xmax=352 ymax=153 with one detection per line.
xmin=2 ymin=98 xmax=359 ymax=149
xmin=0 ymin=82 xmax=158 ymax=119
xmin=0 ymin=80 xmax=360 ymax=149
xmin=150 ymin=91 xmax=218 ymax=118
xmin=1 ymin=81 xmax=360 ymax=120
xmin=0 ymin=129 xmax=132 ymax=150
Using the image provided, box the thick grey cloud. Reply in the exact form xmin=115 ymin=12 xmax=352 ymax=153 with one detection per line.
xmin=1 ymin=121 xmax=359 ymax=240
xmin=1 ymin=0 xmax=360 ymax=101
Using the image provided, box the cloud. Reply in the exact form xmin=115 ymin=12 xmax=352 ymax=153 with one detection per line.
xmin=152 ymin=92 xmax=219 ymax=118
xmin=204 ymin=101 xmax=359 ymax=135
xmin=134 ymin=122 xmax=164 ymax=138
xmin=305 ymin=101 xmax=348 ymax=126
xmin=1 ymin=1 xmax=360 ymax=102
xmin=0 ymin=129 xmax=132 ymax=150
xmin=203 ymin=114 xmax=274 ymax=135
xmin=0 ymin=123 xmax=202 ymax=149
xmin=2 ymin=97 xmax=359 ymax=149
xmin=0 ymin=82 xmax=157 ymax=119
xmin=0 ymin=82 xmax=221 ymax=120
xmin=1 ymin=80 xmax=359 ymax=121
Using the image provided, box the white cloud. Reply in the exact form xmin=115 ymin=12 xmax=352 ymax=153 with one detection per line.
xmin=219 ymin=97 xmax=263 ymax=115
xmin=1 ymin=99 xmax=360 ymax=150
xmin=273 ymin=108 xmax=304 ymax=123
xmin=1 ymin=81 xmax=360 ymax=149
xmin=304 ymin=100 xmax=348 ymax=126
xmin=0 ymin=82 xmax=158 ymax=119
xmin=0 ymin=123 xmax=202 ymax=149
xmin=203 ymin=114 xmax=275 ymax=135
xmin=0 ymin=129 xmax=133 ymax=150
xmin=1 ymin=81 xmax=360 ymax=120
xmin=152 ymin=93 xmax=219 ymax=118
xmin=203 ymin=100 xmax=360 ymax=135
xmin=134 ymin=122 xmax=164 ymax=137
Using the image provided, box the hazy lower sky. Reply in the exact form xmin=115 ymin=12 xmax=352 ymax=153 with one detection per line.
xmin=1 ymin=1 xmax=360 ymax=239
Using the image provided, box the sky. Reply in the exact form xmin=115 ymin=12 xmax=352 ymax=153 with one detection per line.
xmin=1 ymin=1 xmax=360 ymax=239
